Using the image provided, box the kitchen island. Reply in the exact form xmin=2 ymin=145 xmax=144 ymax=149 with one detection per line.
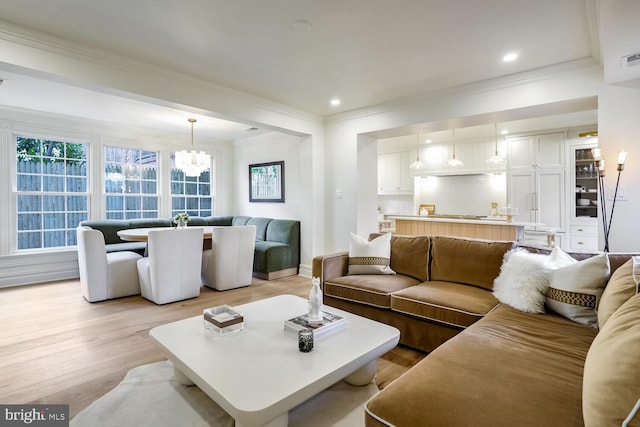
xmin=388 ymin=215 xmax=534 ymax=241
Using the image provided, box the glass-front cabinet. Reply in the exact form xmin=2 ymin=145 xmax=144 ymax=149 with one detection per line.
xmin=573 ymin=146 xmax=598 ymax=220
xmin=569 ymin=142 xmax=599 ymax=251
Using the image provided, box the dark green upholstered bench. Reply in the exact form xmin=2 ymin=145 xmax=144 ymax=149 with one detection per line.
xmin=80 ymin=215 xmax=300 ymax=279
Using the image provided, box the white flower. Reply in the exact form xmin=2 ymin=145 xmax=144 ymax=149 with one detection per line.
xmin=173 ymin=213 xmax=190 ymax=224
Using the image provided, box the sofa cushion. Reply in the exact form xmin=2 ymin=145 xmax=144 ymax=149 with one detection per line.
xmin=348 ymin=233 xmax=395 ymax=275
xmin=388 ymin=235 xmax=430 ymax=282
xmin=188 ymin=217 xmax=207 ymax=226
xmin=597 ymin=257 xmax=638 ymax=328
xmin=246 ymin=217 xmax=273 ymax=241
xmin=205 ymin=216 xmax=234 ymax=226
xmin=430 ymin=236 xmax=514 ymax=290
xmin=545 ymin=253 xmax=610 ymax=328
xmin=231 ymin=216 xmax=251 ymax=226
xmin=583 ymin=294 xmax=640 ymax=427
xmin=253 ymin=241 xmax=292 ymax=273
xmin=128 ymin=218 xmax=172 ymax=228
xmin=390 ymin=281 xmax=499 ymax=328
xmin=105 ymin=242 xmax=147 ymax=255
xmin=324 ymin=275 xmax=420 ymax=309
xmin=365 ymin=304 xmax=597 ymax=427
xmin=266 ymin=220 xmax=300 ymax=245
xmin=493 ymin=247 xmax=577 ymax=314
xmin=80 ymin=220 xmax=131 ymax=244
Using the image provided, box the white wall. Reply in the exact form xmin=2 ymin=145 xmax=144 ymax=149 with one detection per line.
xmin=232 ymin=132 xmax=314 ymax=274
xmin=598 ymin=84 xmax=640 ymax=252
xmin=416 ymin=174 xmax=507 ymax=217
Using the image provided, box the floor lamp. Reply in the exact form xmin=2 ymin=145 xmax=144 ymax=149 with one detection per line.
xmin=592 ymin=148 xmax=627 ymax=252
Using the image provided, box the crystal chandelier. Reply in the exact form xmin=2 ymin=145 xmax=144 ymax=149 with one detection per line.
xmin=175 ymin=118 xmax=211 ymax=177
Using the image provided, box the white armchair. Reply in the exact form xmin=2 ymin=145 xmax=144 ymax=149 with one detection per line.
xmin=137 ymin=227 xmax=204 ymax=304
xmin=201 ymin=225 xmax=256 ymax=291
xmin=77 ymin=226 xmax=142 ymax=302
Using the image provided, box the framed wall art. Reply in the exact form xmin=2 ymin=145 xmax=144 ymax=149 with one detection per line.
xmin=249 ymin=161 xmax=285 ymax=203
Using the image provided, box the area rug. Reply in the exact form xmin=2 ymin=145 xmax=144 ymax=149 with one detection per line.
xmin=71 ymin=361 xmax=378 ymax=427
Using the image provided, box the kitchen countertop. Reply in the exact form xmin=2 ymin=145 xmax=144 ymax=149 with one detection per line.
xmin=387 ymin=215 xmax=541 ymax=227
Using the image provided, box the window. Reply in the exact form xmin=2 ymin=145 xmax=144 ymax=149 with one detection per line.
xmin=170 ymin=154 xmax=213 ymax=217
xmin=105 ymin=147 xmax=158 ymax=219
xmin=16 ymin=137 xmax=88 ymax=250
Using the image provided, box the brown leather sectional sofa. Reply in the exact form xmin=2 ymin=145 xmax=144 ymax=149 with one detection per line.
xmin=312 ymin=234 xmax=640 ymax=427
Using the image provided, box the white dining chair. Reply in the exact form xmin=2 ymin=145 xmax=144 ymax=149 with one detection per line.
xmin=201 ymin=225 xmax=256 ymax=291
xmin=76 ymin=226 xmax=142 ymax=302
xmin=137 ymin=227 xmax=204 ymax=304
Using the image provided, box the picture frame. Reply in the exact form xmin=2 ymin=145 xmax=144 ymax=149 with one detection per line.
xmin=249 ymin=161 xmax=285 ymax=203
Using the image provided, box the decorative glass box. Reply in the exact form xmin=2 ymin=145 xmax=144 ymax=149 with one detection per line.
xmin=203 ymin=305 xmax=244 ymax=335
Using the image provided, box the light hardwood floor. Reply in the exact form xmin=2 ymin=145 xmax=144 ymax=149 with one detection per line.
xmin=0 ymin=276 xmax=425 ymax=418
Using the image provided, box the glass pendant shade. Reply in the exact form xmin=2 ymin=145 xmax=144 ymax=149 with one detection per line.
xmin=409 ymin=133 xmax=424 ymax=169
xmin=175 ymin=118 xmax=211 ymax=177
xmin=447 ymin=130 xmax=463 ymax=166
xmin=486 ymin=123 xmax=504 ymax=164
xmin=447 ymin=155 xmax=463 ymax=167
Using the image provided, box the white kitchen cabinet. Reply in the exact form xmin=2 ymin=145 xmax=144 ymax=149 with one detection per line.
xmin=567 ymin=142 xmax=599 ymax=251
xmin=570 ymin=225 xmax=598 ymax=250
xmin=414 ymin=139 xmax=505 ymax=176
xmin=378 ymin=152 xmax=412 ymax=195
xmin=508 ymin=168 xmax=565 ymax=232
xmin=420 ymin=145 xmax=447 ymax=174
xmin=507 ymin=131 xmax=567 ymax=246
xmin=507 ymin=132 xmax=565 ymax=171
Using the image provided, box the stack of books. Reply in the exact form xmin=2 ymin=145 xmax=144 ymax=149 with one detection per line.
xmin=284 ymin=312 xmax=346 ymax=340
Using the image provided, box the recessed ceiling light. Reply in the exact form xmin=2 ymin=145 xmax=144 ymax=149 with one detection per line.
xmin=330 ymin=99 xmax=341 ymax=106
xmin=500 ymin=129 xmax=509 ymax=135
xmin=502 ymin=53 xmax=518 ymax=62
xmin=424 ymin=139 xmax=432 ymax=144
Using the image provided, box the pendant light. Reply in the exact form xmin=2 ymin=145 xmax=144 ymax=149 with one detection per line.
xmin=486 ymin=123 xmax=505 ymax=164
xmin=447 ymin=129 xmax=463 ymax=167
xmin=175 ymin=118 xmax=211 ymax=177
xmin=409 ymin=133 xmax=424 ymax=169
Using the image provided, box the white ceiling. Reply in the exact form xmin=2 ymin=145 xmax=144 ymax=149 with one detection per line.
xmin=0 ymin=0 xmax=633 ymax=141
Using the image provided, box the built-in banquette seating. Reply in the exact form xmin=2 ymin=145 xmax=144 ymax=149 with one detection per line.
xmin=80 ymin=215 xmax=300 ymax=279
xmin=312 ymin=234 xmax=640 ymax=427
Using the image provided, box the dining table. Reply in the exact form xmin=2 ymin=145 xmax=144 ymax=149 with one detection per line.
xmin=117 ymin=226 xmax=215 ymax=242
xmin=117 ymin=226 xmax=215 ymax=254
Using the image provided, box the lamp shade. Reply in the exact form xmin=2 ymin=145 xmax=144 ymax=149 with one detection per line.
xmin=617 ymin=149 xmax=628 ymax=165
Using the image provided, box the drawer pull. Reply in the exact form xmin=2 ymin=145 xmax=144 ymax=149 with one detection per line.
xmin=577 ymin=228 xmax=584 ymax=231
xmin=578 ymin=241 xmax=584 ymax=245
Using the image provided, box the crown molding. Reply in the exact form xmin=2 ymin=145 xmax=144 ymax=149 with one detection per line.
xmin=0 ymin=20 xmax=323 ymax=127
xmin=325 ymin=58 xmax=602 ymax=125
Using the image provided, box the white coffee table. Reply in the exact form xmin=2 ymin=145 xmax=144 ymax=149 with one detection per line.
xmin=149 ymin=294 xmax=399 ymax=427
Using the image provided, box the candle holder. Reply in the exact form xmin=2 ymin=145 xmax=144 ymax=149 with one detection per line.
xmin=298 ymin=329 xmax=314 ymax=352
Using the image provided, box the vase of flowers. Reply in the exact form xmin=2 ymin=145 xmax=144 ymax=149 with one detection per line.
xmin=173 ymin=213 xmax=190 ymax=229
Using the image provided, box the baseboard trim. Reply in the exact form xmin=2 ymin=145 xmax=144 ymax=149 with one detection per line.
xmin=253 ymin=267 xmax=299 ymax=281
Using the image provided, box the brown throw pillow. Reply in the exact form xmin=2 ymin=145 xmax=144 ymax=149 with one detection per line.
xmin=583 ymin=293 xmax=640 ymax=426
xmin=597 ymin=258 xmax=638 ymax=328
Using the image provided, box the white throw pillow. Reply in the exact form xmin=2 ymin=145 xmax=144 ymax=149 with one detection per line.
xmin=493 ymin=249 xmax=552 ymax=313
xmin=347 ymin=232 xmax=395 ymax=275
xmin=493 ymin=246 xmax=577 ymax=314
xmin=545 ymin=253 xmax=610 ymax=328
